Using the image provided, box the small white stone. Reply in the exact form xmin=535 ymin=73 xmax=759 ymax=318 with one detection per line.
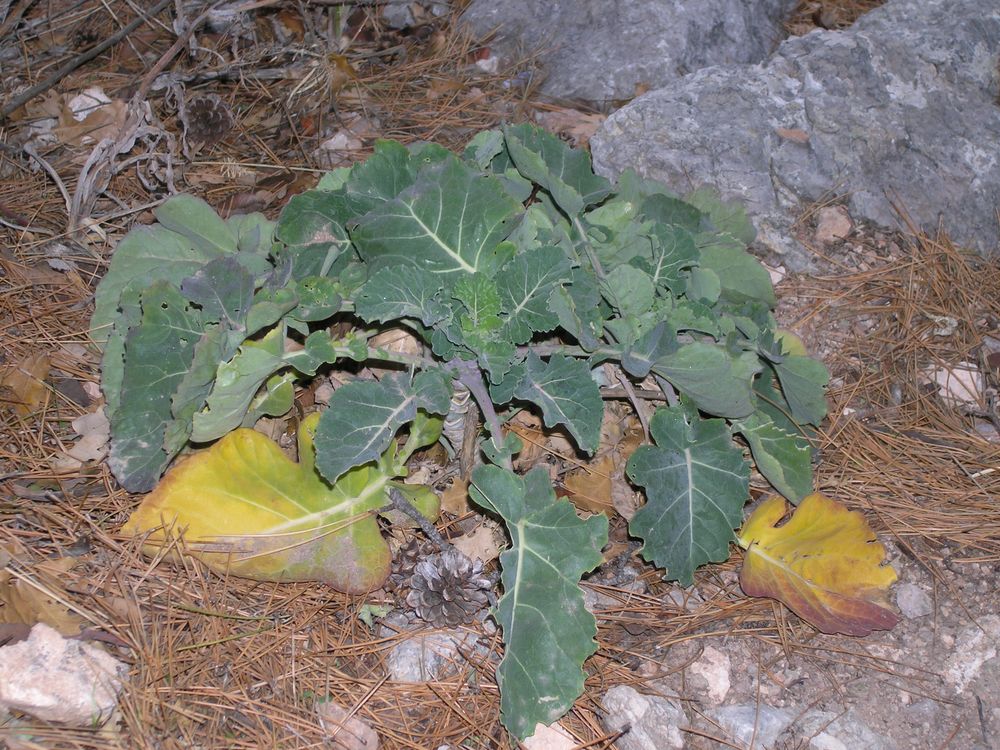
xmin=0 ymin=623 xmax=126 ymax=725
xmin=895 ymin=582 xmax=933 ymax=619
xmin=688 ymin=645 xmax=731 ymax=704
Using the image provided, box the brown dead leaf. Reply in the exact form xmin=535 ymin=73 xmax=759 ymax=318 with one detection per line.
xmin=535 ymin=107 xmax=607 ymax=148
xmin=1 ymin=352 xmax=51 ymax=416
xmin=316 ymin=699 xmax=378 ymax=750
xmin=52 ymin=89 xmax=128 ymax=147
xmin=562 ymin=454 xmax=615 ymax=515
xmin=0 ymin=557 xmax=86 ymax=635
xmin=451 ymin=523 xmax=502 ymax=563
xmin=439 ymin=477 xmax=470 ymax=515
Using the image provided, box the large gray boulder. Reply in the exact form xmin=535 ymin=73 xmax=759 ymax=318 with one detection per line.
xmin=591 ymin=0 xmax=1000 ymax=268
xmin=460 ymin=0 xmax=798 ymax=104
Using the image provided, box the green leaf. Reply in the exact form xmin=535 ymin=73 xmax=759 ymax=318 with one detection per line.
xmin=502 ymin=123 xmax=611 ymax=217
xmin=273 ymin=191 xmax=354 ymax=279
xmin=286 ymin=276 xmax=343 ymax=323
xmin=653 ymin=343 xmax=761 ymax=418
xmin=626 ymin=404 xmax=750 ymax=585
xmin=463 ymin=128 xmax=505 ymax=170
xmin=640 ymin=192 xmax=703 ymax=232
xmin=110 ymin=282 xmax=204 ymax=492
xmin=600 ymin=265 xmax=654 ymax=320
xmin=122 ymin=412 xmax=439 ymax=594
xmin=621 ymin=322 xmax=677 ymax=378
xmin=454 ymin=274 xmax=503 ymax=333
xmin=773 ymin=355 xmax=830 ymax=426
xmin=355 ymin=265 xmax=449 ymax=326
xmin=191 ymin=326 xmax=286 ymax=443
xmin=686 ymin=267 xmax=721 ymax=305
xmin=497 ymin=246 xmax=571 ymax=344
xmin=468 ymin=465 xmax=607 ymax=740
xmin=735 ymin=412 xmax=813 ymax=502
xmin=227 ymin=212 xmax=276 ymax=255
xmin=314 ymin=370 xmax=452 ymax=483
xmin=155 ymin=194 xmax=237 ymax=255
xmin=548 ymin=269 xmax=604 ymax=351
xmin=697 ymin=239 xmax=776 ymax=307
xmin=514 ymin=354 xmax=603 ymax=454
xmin=636 ymin=223 xmax=700 ymax=295
xmin=92 ymin=225 xmax=226 ymax=347
xmin=686 ymin=187 xmax=756 ymax=245
xmin=351 ymin=155 xmax=522 ymax=276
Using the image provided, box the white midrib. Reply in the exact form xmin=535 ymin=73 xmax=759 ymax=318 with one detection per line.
xmin=403 ymin=201 xmax=476 ymax=274
xmin=264 ymin=473 xmax=390 ymax=535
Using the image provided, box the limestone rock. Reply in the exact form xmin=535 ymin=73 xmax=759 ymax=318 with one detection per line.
xmin=0 ymin=623 xmax=126 ymax=725
xmin=460 ymin=0 xmax=797 ymax=104
xmin=600 ymin=685 xmax=685 ymax=750
xmin=592 ymin=0 xmax=1000 ymax=269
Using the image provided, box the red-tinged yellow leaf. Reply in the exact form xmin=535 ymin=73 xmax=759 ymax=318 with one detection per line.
xmin=737 ymin=493 xmax=899 ymax=636
xmin=122 ymin=413 xmax=439 ymax=594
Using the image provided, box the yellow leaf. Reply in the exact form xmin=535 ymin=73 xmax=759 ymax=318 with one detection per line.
xmin=737 ymin=493 xmax=899 ymax=636
xmin=122 ymin=413 xmax=439 ymax=594
xmin=0 ymin=557 xmax=85 ymax=635
xmin=1 ymin=352 xmax=50 ymax=416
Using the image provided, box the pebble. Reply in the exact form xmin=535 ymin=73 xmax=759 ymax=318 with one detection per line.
xmin=813 ymin=205 xmax=853 ymax=245
xmin=895 ymin=582 xmax=933 ymax=619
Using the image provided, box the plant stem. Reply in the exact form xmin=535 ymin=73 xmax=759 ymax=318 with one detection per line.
xmin=386 ymin=488 xmax=449 ymax=549
xmin=455 ymin=361 xmax=513 ymax=472
xmin=655 ymin=374 xmax=680 ymax=408
xmin=616 ymin=369 xmax=650 ymax=442
xmin=573 ymin=216 xmax=607 ymax=282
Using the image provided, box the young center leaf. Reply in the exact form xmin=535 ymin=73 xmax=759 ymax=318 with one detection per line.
xmin=469 ymin=465 xmax=607 ymax=740
xmin=626 ymin=403 xmax=750 ymax=585
xmin=737 ymin=494 xmax=899 ymax=636
xmin=122 ymin=413 xmax=440 ymax=594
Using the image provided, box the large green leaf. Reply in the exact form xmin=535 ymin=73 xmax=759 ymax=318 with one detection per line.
xmin=354 ymin=265 xmax=450 ymax=326
xmin=155 ymin=194 xmax=238 ymax=255
xmin=122 ymin=413 xmax=439 ymax=594
xmin=626 ymin=404 xmax=750 ymax=585
xmin=502 ymin=123 xmax=611 ymax=217
xmin=653 ymin=343 xmax=762 ymax=418
xmin=547 ymin=268 xmax=604 ymax=351
xmin=273 ymin=191 xmax=355 ymax=280
xmin=496 ymin=246 xmax=571 ymax=344
xmin=314 ymin=370 xmax=452 ymax=483
xmin=92 ymin=224 xmax=224 ymax=346
xmin=686 ymin=187 xmax=756 ymax=245
xmin=513 ymin=354 xmax=603 ymax=454
xmin=110 ymin=282 xmax=204 ymax=492
xmin=697 ymin=239 xmax=776 ymax=307
xmin=735 ymin=411 xmax=813 ymax=502
xmin=351 ymin=155 xmax=522 ymax=276
xmin=636 ymin=223 xmax=700 ymax=295
xmin=773 ymin=355 xmax=830 ymax=426
xmin=468 ymin=465 xmax=607 ymax=740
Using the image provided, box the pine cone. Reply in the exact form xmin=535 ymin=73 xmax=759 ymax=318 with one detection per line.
xmin=184 ymin=94 xmax=234 ymax=147
xmin=385 ymin=537 xmax=436 ymax=592
xmin=405 ymin=548 xmax=492 ymax=627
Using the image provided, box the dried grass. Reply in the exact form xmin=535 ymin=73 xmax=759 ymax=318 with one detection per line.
xmin=5 ymin=0 xmax=998 ymax=747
